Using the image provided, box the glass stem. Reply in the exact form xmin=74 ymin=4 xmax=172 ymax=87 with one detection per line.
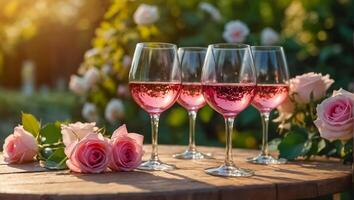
xmin=150 ymin=114 xmax=160 ymax=161
xmin=224 ymin=117 xmax=235 ymax=167
xmin=260 ymin=112 xmax=270 ymax=156
xmin=187 ymin=110 xmax=197 ymax=152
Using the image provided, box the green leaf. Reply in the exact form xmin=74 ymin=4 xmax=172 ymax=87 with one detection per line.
xmin=317 ymin=139 xmax=326 ymax=153
xmin=43 ymin=148 xmax=67 ymax=170
xmin=22 ymin=113 xmax=41 ymax=137
xmin=278 ymin=131 xmax=310 ymax=160
xmin=40 ymin=122 xmax=62 ymax=144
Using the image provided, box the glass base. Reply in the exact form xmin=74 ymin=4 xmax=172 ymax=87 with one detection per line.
xmin=205 ymin=164 xmax=254 ymax=177
xmin=247 ymin=155 xmax=287 ymax=165
xmin=137 ymin=159 xmax=176 ymax=171
xmin=173 ymin=149 xmax=212 ymax=160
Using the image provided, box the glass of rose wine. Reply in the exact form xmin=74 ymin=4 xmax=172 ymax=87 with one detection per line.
xmin=173 ymin=47 xmax=211 ymax=160
xmin=129 ymin=42 xmax=181 ymax=171
xmin=201 ymin=43 xmax=257 ymax=177
xmin=247 ymin=46 xmax=290 ymax=165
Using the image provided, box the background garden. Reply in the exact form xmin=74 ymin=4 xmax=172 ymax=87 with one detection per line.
xmin=0 ymin=0 xmax=353 ymax=166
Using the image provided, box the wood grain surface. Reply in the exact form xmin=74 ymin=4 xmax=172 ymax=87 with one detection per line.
xmin=0 ymin=145 xmax=352 ymax=200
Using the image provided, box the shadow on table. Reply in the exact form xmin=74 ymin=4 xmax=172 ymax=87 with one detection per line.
xmin=0 ymin=162 xmax=47 ymax=174
xmin=72 ymin=169 xmax=217 ymax=193
xmin=287 ymin=159 xmax=351 ymax=172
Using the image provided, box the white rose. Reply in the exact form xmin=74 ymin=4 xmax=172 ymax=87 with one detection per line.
xmin=122 ymin=55 xmax=132 ymax=68
xmin=69 ymin=75 xmax=88 ymax=95
xmin=84 ymin=68 xmax=100 ymax=86
xmin=290 ymin=72 xmax=334 ymax=104
xmin=84 ymin=48 xmax=99 ymax=59
xmin=223 ymin=20 xmax=250 ymax=43
xmin=101 ymin=64 xmax=112 ymax=75
xmin=261 ymin=27 xmax=280 ymax=45
xmin=117 ymin=84 xmax=130 ymax=98
xmin=82 ymin=103 xmax=99 ymax=122
xmin=199 ymin=2 xmax=222 ymax=22
xmin=61 ymin=122 xmax=99 ymax=147
xmin=105 ymin=98 xmax=125 ymax=124
xmin=133 ymin=4 xmax=159 ymax=25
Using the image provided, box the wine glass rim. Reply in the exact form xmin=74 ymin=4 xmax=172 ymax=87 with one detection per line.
xmin=137 ymin=42 xmax=177 ymax=49
xmin=251 ymin=46 xmax=284 ymax=51
xmin=178 ymin=47 xmax=207 ymax=51
xmin=209 ymin=43 xmax=250 ymax=49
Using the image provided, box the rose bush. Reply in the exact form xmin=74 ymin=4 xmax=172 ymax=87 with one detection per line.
xmin=274 ymin=73 xmax=353 ymax=162
xmin=66 ymin=0 xmax=353 ymax=161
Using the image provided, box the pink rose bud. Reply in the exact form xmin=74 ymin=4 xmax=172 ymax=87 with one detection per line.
xmin=65 ymin=133 xmax=111 ymax=173
xmin=3 ymin=126 xmax=38 ymax=164
xmin=314 ymin=89 xmax=354 ymax=141
xmin=109 ymin=125 xmax=144 ymax=171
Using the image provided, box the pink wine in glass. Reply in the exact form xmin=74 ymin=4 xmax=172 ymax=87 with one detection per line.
xmin=130 ymin=81 xmax=181 ymax=114
xmin=252 ymin=84 xmax=289 ymax=113
xmin=177 ymin=83 xmax=206 ymax=111
xmin=202 ymin=83 xmax=256 ymax=117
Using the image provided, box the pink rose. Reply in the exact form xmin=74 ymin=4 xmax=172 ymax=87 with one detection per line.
xmin=61 ymin=122 xmax=98 ymax=147
xmin=65 ymin=133 xmax=111 ymax=173
xmin=109 ymin=125 xmax=144 ymax=171
xmin=3 ymin=126 xmax=38 ymax=164
xmin=222 ymin=20 xmax=250 ymax=43
xmin=314 ymin=89 xmax=354 ymax=141
xmin=290 ymin=72 xmax=334 ymax=104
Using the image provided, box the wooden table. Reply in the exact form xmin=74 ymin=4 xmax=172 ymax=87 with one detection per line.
xmin=0 ymin=145 xmax=352 ymax=200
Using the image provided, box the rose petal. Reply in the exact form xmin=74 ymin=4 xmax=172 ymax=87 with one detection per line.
xmin=111 ymin=124 xmax=128 ymax=140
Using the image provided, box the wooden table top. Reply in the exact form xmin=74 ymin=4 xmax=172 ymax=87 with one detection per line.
xmin=0 ymin=145 xmax=352 ymax=200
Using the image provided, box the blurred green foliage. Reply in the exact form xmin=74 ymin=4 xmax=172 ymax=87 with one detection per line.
xmin=0 ymin=89 xmax=78 ymax=148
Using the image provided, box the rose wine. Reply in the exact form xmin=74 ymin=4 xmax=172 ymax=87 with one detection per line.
xmin=129 ymin=81 xmax=181 ymax=114
xmin=252 ymin=84 xmax=289 ymax=113
xmin=202 ymin=83 xmax=256 ymax=117
xmin=177 ymin=83 xmax=206 ymax=111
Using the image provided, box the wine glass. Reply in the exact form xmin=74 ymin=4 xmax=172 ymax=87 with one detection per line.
xmin=201 ymin=43 xmax=257 ymax=177
xmin=173 ymin=47 xmax=211 ymax=160
xmin=247 ymin=46 xmax=289 ymax=165
xmin=129 ymin=42 xmax=181 ymax=171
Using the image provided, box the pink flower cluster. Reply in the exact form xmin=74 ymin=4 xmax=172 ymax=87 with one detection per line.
xmin=62 ymin=122 xmax=144 ymax=173
xmin=2 ymin=122 xmax=144 ymax=173
xmin=274 ymin=72 xmax=353 ymax=142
